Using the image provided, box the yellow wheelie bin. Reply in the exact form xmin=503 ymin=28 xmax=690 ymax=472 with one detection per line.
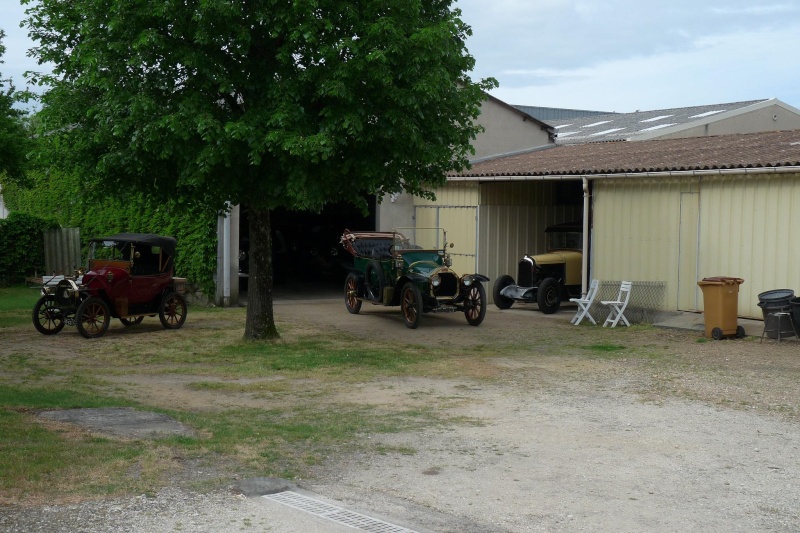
xmin=697 ymin=277 xmax=745 ymax=340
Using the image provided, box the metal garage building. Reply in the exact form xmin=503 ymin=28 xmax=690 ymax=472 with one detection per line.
xmin=436 ymin=130 xmax=800 ymax=319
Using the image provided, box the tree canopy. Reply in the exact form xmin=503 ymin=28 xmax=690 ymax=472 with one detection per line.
xmin=0 ymin=30 xmax=31 ymax=182
xmin=23 ymin=0 xmax=497 ymax=339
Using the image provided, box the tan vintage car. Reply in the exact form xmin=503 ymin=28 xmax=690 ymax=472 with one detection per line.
xmin=493 ymin=222 xmax=583 ymax=314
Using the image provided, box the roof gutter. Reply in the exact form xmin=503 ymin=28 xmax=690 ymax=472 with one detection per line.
xmin=448 ymin=165 xmax=800 ymax=182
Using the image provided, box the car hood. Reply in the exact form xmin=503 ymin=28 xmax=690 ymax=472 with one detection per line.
xmin=529 ymin=249 xmax=582 ymax=265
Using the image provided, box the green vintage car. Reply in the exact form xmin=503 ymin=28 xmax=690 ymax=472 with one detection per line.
xmin=340 ymin=227 xmax=489 ymax=328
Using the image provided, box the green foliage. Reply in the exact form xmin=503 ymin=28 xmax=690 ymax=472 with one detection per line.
xmin=0 ymin=212 xmax=59 ymax=285
xmin=25 ymin=0 xmax=495 ymax=213
xmin=0 ymin=30 xmax=32 ymax=182
xmin=3 ymin=171 xmax=218 ymax=296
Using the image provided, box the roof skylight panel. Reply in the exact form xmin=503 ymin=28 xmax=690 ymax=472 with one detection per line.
xmin=581 ymin=120 xmax=612 ymax=128
xmin=689 ymin=110 xmax=725 ymax=119
xmin=639 ymin=115 xmax=674 ymax=123
xmin=638 ymin=123 xmax=678 ymax=132
xmin=589 ymin=128 xmax=625 ymax=136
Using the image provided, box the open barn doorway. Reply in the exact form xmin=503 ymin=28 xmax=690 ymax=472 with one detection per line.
xmin=239 ymin=198 xmax=374 ymax=298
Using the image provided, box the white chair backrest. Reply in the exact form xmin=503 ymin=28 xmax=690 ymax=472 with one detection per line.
xmin=584 ymin=279 xmax=600 ymax=302
xmin=617 ymin=281 xmax=633 ymax=302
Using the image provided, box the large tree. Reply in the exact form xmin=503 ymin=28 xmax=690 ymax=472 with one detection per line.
xmin=23 ymin=0 xmax=496 ymax=340
xmin=0 ymin=30 xmax=30 ymax=181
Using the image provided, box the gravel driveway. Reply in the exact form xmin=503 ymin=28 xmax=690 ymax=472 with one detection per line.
xmin=3 ymin=295 xmax=800 ymax=532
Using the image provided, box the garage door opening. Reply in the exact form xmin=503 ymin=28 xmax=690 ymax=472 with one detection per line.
xmin=239 ymin=199 xmax=374 ymax=298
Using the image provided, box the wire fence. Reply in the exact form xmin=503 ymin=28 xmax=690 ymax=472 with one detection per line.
xmin=588 ymin=280 xmax=669 ymax=325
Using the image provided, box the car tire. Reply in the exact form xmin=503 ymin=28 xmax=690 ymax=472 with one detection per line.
xmin=159 ymin=292 xmax=187 ymax=329
xmin=120 ymin=316 xmax=145 ymax=326
xmin=364 ymin=260 xmax=386 ymax=302
xmin=464 ymin=282 xmax=487 ymax=326
xmin=32 ymin=295 xmax=65 ymax=335
xmin=344 ymin=272 xmax=362 ymax=314
xmin=76 ymin=297 xmax=111 ymax=339
xmin=493 ymin=275 xmax=515 ymax=309
xmin=537 ymin=277 xmax=561 ymax=314
xmin=401 ymin=282 xmax=423 ymax=329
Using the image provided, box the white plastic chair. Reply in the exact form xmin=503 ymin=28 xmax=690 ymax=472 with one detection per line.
xmin=570 ymin=279 xmax=600 ymax=325
xmin=601 ymin=281 xmax=633 ymax=327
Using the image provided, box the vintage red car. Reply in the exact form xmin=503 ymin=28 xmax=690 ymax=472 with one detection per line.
xmin=32 ymin=233 xmax=187 ymax=338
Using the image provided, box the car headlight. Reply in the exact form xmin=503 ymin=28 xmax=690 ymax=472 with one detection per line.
xmin=431 ymin=275 xmax=441 ymax=287
xmin=463 ymin=276 xmax=473 ymax=287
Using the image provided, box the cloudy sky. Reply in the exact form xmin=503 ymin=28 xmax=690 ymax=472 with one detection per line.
xmin=2 ymin=0 xmax=799 ymax=113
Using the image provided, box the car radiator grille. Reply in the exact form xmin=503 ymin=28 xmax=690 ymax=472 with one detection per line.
xmin=517 ymin=260 xmax=533 ymax=287
xmin=432 ymin=272 xmax=459 ymax=298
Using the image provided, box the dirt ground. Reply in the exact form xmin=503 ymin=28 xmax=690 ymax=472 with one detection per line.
xmin=4 ymin=295 xmax=800 ymax=532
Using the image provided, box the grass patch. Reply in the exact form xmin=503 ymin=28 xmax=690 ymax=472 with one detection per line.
xmin=0 ymin=285 xmax=41 ymax=329
xmin=582 ymin=343 xmax=627 ymax=353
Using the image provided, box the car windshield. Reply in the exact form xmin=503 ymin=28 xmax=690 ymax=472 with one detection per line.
xmin=393 ymin=228 xmax=446 ymax=251
xmin=89 ymin=240 xmax=131 ymax=261
xmin=548 ymin=231 xmax=582 ymax=250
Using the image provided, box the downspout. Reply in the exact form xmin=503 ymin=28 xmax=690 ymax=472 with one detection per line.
xmin=582 ymin=177 xmax=590 ymax=296
xmin=222 ymin=209 xmax=231 ymax=306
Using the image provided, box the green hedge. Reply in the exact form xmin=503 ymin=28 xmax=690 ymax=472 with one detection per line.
xmin=0 ymin=212 xmax=59 ymax=285
xmin=2 ymin=170 xmax=218 ymax=296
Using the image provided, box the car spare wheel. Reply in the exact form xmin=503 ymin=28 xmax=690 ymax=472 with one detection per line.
xmin=364 ymin=260 xmax=386 ymax=301
xmin=537 ymin=277 xmax=561 ymax=314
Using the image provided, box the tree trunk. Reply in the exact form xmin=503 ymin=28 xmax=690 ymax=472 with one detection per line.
xmin=244 ymin=206 xmax=279 ymax=340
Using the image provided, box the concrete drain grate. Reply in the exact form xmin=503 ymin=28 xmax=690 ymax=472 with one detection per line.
xmin=263 ymin=490 xmax=419 ymax=533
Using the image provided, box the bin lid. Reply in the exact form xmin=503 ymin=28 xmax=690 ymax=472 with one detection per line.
xmin=757 ymin=289 xmax=794 ymax=301
xmin=698 ymin=276 xmax=744 ymax=286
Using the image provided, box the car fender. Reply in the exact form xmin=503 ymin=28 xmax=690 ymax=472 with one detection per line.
xmin=500 ymin=284 xmax=538 ymax=301
xmin=470 ymin=274 xmax=490 ymax=283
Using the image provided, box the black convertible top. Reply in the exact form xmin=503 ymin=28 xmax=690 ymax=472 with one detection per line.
xmin=93 ymin=233 xmax=177 ymax=255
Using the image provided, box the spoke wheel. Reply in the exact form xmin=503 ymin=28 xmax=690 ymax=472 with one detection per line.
xmin=344 ymin=273 xmax=362 ymax=314
xmin=401 ymin=282 xmax=423 ymax=329
xmin=159 ymin=292 xmax=187 ymax=329
xmin=120 ymin=316 xmax=145 ymax=326
xmin=465 ymin=283 xmax=487 ymax=326
xmin=32 ymin=296 xmax=65 ymax=335
xmin=76 ymin=297 xmax=111 ymax=339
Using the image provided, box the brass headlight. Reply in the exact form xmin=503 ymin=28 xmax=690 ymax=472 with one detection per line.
xmin=462 ymin=276 xmax=473 ymax=287
xmin=431 ymin=274 xmax=441 ymax=287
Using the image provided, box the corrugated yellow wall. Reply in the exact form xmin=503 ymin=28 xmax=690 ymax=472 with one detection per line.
xmin=593 ymin=172 xmax=800 ymax=318
xmin=414 ymin=182 xmax=479 ymax=275
xmin=699 ymin=172 xmax=800 ymax=317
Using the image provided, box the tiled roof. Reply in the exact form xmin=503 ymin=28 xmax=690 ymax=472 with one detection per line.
xmin=548 ymin=99 xmax=769 ymax=144
xmin=452 ymin=130 xmax=800 ymax=178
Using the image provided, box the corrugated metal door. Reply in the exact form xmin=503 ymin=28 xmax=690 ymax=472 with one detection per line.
xmin=414 ymin=205 xmax=478 ymax=274
xmin=677 ymin=192 xmax=700 ymax=311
